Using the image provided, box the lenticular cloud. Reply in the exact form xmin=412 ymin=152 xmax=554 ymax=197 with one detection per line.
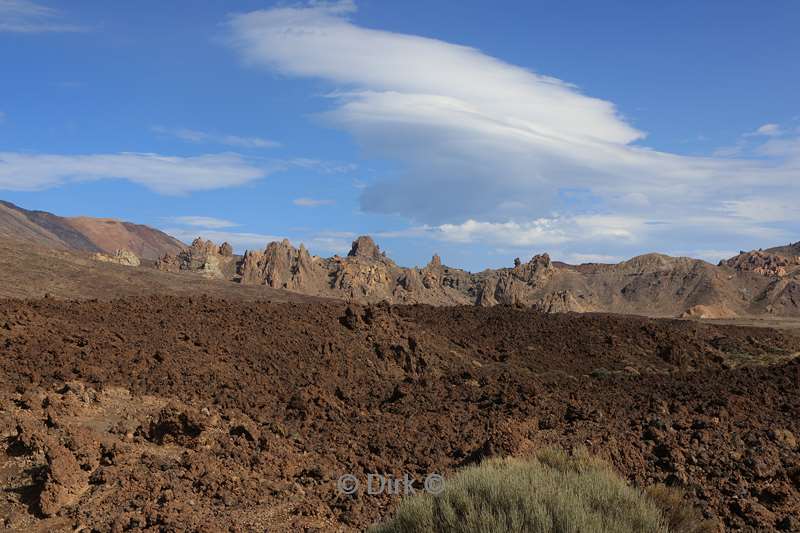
xmin=226 ymin=1 xmax=799 ymax=249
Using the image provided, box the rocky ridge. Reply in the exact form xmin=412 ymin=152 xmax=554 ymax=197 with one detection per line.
xmin=156 ymin=236 xmax=800 ymax=318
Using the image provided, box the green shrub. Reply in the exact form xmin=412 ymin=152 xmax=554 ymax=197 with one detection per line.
xmin=369 ymin=448 xmax=711 ymax=533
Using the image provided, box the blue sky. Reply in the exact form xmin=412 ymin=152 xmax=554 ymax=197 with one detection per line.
xmin=1 ymin=0 xmax=798 ymax=270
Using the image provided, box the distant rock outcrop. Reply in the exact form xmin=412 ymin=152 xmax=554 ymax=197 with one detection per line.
xmin=156 ymin=238 xmax=237 ymax=279
xmin=533 ymin=290 xmax=588 ymax=313
xmin=92 ymin=249 xmax=141 ymax=267
xmin=347 ymin=235 xmax=384 ymax=260
xmin=239 ymin=240 xmax=319 ymax=289
xmin=151 ymin=234 xmax=800 ymax=318
xmin=722 ymin=250 xmax=800 ymax=277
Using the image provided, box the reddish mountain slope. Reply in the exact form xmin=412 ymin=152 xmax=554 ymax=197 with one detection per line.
xmin=0 ymin=200 xmax=185 ymax=260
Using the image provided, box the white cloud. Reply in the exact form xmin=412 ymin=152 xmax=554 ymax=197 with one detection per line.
xmin=293 ymin=197 xmax=335 ymax=207
xmin=0 ymin=0 xmax=85 ymax=33
xmin=382 ymin=215 xmax=645 ymax=248
xmin=747 ymin=123 xmax=783 ymax=137
xmin=170 ymin=216 xmax=240 ymax=229
xmin=0 ymin=111 xmax=5 ymax=123
xmin=162 ymin=226 xmax=354 ymax=256
xmin=153 ymin=126 xmax=280 ymax=149
xmin=714 ymin=123 xmax=796 ymax=158
xmin=227 ymin=3 xmax=642 ymax=145
xmin=755 ymin=137 xmax=800 ymax=160
xmin=225 ymin=1 xmax=800 ymax=249
xmin=162 ymin=227 xmax=283 ymax=251
xmin=711 ymin=141 xmax=746 ymax=158
xmin=676 ymin=249 xmax=737 ymax=264
xmin=719 ymin=198 xmax=800 ymax=223
xmin=0 ymin=152 xmax=267 ymax=194
xmin=561 ymin=253 xmax=623 ymax=265
xmin=301 ymin=234 xmax=352 ymax=255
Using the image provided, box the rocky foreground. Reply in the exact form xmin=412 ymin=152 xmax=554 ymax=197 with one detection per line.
xmin=157 ymin=235 xmax=800 ymax=318
xmin=1 ymin=297 xmax=799 ymax=531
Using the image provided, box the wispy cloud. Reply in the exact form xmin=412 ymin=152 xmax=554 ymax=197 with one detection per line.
xmin=169 ymin=216 xmax=240 ymax=229
xmin=745 ymin=123 xmax=783 ymax=137
xmin=162 ymin=227 xmax=283 ymax=251
xmin=0 ymin=0 xmax=86 ymax=33
xmin=164 ymin=218 xmax=355 ymax=255
xmin=0 ymin=111 xmax=5 ymax=123
xmin=561 ymin=252 xmax=623 ymax=264
xmin=719 ymin=198 xmax=800 ymax=223
xmin=0 ymin=152 xmax=267 ymax=194
xmin=153 ymin=126 xmax=280 ymax=149
xmin=377 ymin=215 xmax=645 ymax=248
xmin=226 ymin=1 xmax=799 ymax=255
xmin=293 ymin=197 xmax=335 ymax=207
xmin=301 ymin=231 xmax=354 ymax=255
xmin=286 ymin=157 xmax=357 ymax=174
xmin=714 ymin=122 xmax=800 ymax=160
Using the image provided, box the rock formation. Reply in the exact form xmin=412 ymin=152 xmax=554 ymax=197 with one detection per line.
xmin=153 ymin=234 xmax=800 ymax=318
xmin=722 ymin=250 xmax=800 ymax=278
xmin=239 ymin=240 xmax=320 ymax=290
xmin=156 ymin=238 xmax=237 ymax=279
xmin=92 ymin=249 xmax=141 ymax=267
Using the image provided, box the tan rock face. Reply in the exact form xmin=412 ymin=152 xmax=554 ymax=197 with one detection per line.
xmin=240 ymin=240 xmax=319 ymax=290
xmin=533 ymin=290 xmax=587 ymax=313
xmin=92 ymin=249 xmax=141 ymax=267
xmin=156 ymin=238 xmax=237 ymax=279
xmin=347 ymin=235 xmax=384 ymax=260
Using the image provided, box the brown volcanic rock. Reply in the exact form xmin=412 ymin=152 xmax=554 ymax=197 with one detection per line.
xmin=38 ymin=443 xmax=89 ymax=516
xmin=767 ymin=241 xmax=800 ymax=257
xmin=1 ymin=297 xmax=799 ymax=530
xmin=724 ymin=250 xmax=800 ymax=278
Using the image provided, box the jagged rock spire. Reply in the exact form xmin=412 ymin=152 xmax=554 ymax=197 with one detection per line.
xmin=348 ymin=236 xmax=383 ymax=259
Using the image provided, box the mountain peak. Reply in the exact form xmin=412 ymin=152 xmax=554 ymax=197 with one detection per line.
xmin=348 ymin=235 xmax=383 ymax=259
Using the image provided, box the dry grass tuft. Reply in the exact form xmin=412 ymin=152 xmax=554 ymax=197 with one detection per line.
xmin=370 ymin=448 xmax=712 ymax=533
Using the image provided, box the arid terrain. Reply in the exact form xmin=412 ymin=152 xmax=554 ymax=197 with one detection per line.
xmin=2 ymin=200 xmax=800 ymax=321
xmin=1 ymin=201 xmax=799 ymax=531
xmin=1 ymin=298 xmax=799 ymax=531
xmin=0 ymin=236 xmax=322 ymax=303
xmin=4 ymin=2 xmax=796 ymax=531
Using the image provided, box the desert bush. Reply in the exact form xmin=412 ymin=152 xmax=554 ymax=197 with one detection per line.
xmin=645 ymin=484 xmax=716 ymax=533
xmin=369 ymin=448 xmax=710 ymax=533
